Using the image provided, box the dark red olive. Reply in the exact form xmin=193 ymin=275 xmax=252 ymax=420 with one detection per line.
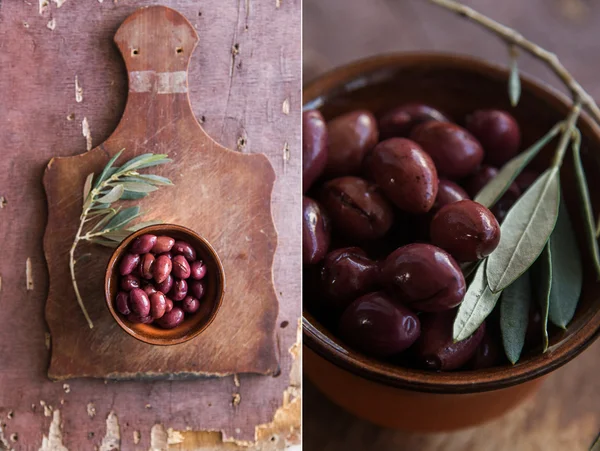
xmin=119 ymin=253 xmax=140 ymax=276
xmin=190 ymin=260 xmax=207 ymax=280
xmin=303 ymin=197 xmax=331 ymax=264
xmin=120 ymin=274 xmax=141 ymax=291
xmin=469 ymin=327 xmax=503 ymax=369
xmin=156 ymin=274 xmax=174 ymax=294
xmin=127 ymin=313 xmax=153 ymax=324
xmin=130 ymin=234 xmax=157 ymax=254
xmin=369 ymin=138 xmax=439 ymax=214
xmin=172 ymin=241 xmax=196 ymax=261
xmin=338 ymin=291 xmax=420 ymax=358
xmin=156 ymin=307 xmax=185 ymax=329
xmin=433 ymin=179 xmax=470 ymax=213
xmin=411 ymin=121 xmax=484 ymax=179
xmin=170 ymin=279 xmax=188 ymax=301
xmin=153 ymin=254 xmax=172 ymax=284
xmin=143 ymin=284 xmax=157 ymax=296
xmin=515 ymin=169 xmax=540 ymax=193
xmin=303 ymin=110 xmax=328 ymax=191
xmin=149 ymin=291 xmax=167 ymax=319
xmin=416 ymin=311 xmax=485 ymax=370
xmin=129 ymin=288 xmax=151 ymax=317
xmin=325 ymin=110 xmax=378 ymax=177
xmin=151 ymin=236 xmax=175 ymax=254
xmin=464 ymin=165 xmax=521 ymax=223
xmin=319 ymin=247 xmax=380 ymax=311
xmin=319 ymin=176 xmax=394 ymax=241
xmin=115 ymin=291 xmax=131 ymax=315
xmin=172 ymin=255 xmax=191 ymax=279
xmin=430 ymin=200 xmax=501 ymax=262
xmin=381 ymin=243 xmax=465 ymax=312
xmin=190 ymin=280 xmax=205 ymax=299
xmin=378 ymin=103 xmax=450 ymax=139
xmin=165 ymin=298 xmax=174 ymax=313
xmin=465 ymin=109 xmax=521 ymax=167
xmin=140 ymin=253 xmax=155 ymax=280
xmin=182 ymin=295 xmax=201 ymax=314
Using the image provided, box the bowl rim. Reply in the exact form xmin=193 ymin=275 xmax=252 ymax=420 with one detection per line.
xmin=105 ymin=223 xmax=226 ymax=346
xmin=303 ymin=51 xmax=600 ymax=394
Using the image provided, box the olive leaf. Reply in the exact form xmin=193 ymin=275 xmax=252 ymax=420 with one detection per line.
xmin=508 ymin=49 xmax=521 ymax=107
xmin=120 ymin=182 xmax=159 ymax=193
xmin=127 ymin=220 xmax=163 ymax=232
xmin=500 ymin=271 xmax=532 ymax=364
xmin=474 ymin=123 xmax=562 ymax=208
xmin=548 ymin=198 xmax=583 ymax=329
xmin=453 ymin=260 xmax=502 ymax=342
xmin=533 ymin=243 xmax=552 ymax=352
xmin=82 ymin=173 xmax=94 ymax=205
xmin=486 ymin=167 xmax=560 ymax=293
xmin=93 ymin=149 xmax=124 ymax=190
xmin=121 ymin=191 xmax=148 ymax=200
xmin=103 ymin=206 xmax=141 ymax=231
xmin=96 ymin=184 xmax=124 ymax=204
xmin=571 ymin=128 xmax=600 ymax=279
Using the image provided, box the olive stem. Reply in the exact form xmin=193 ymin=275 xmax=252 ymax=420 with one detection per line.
xmin=427 ymin=0 xmax=600 ymax=127
xmin=70 ymin=209 xmax=95 ymax=329
xmin=552 ymin=103 xmax=582 ymax=168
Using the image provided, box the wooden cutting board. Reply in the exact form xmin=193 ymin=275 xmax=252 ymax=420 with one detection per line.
xmin=43 ymin=5 xmax=280 ymax=379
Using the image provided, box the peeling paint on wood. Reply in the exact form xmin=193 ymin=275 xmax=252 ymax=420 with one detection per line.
xmin=52 ymin=0 xmax=66 ymax=7
xmin=39 ymin=0 xmax=49 ymax=14
xmin=40 ymin=401 xmax=53 ymax=418
xmin=45 ymin=333 xmax=51 ymax=350
xmin=87 ymin=403 xmax=96 ymax=418
xmin=0 ymin=196 xmax=6 ymax=208
xmin=82 ymin=117 xmax=92 ymax=150
xmin=62 ymin=384 xmax=70 ymax=394
xmin=99 ymin=412 xmax=120 ymax=451
xmin=233 ymin=374 xmax=240 ymax=387
xmin=232 ymin=393 xmax=241 ymax=407
xmin=0 ymin=424 xmax=10 ymax=451
xmin=75 ymin=76 xmax=83 ymax=103
xmin=133 ymin=430 xmax=141 ymax=445
xmin=47 ymin=18 xmax=56 ymax=30
xmin=26 ymin=258 xmax=33 ymax=291
xmin=282 ymin=99 xmax=290 ymax=115
xmin=40 ymin=410 xmax=68 ymax=451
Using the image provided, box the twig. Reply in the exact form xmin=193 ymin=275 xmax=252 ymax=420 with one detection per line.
xmin=552 ymin=101 xmax=582 ymax=167
xmin=427 ymin=0 xmax=600 ymax=126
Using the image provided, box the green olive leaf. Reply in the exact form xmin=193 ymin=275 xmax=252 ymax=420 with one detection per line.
xmin=487 ymin=167 xmax=560 ymax=293
xmin=121 ymin=190 xmax=149 ymax=200
xmin=93 ymin=149 xmax=124 ymax=189
xmin=533 ymin=243 xmax=552 ymax=352
xmin=453 ymin=260 xmax=501 ymax=342
xmin=508 ymin=52 xmax=521 ymax=107
xmin=122 ymin=174 xmax=173 ymax=186
xmin=102 ymin=206 xmax=140 ymax=232
xmin=120 ymin=182 xmax=159 ymax=193
xmin=474 ymin=123 xmax=562 ymax=208
xmin=500 ymin=271 xmax=532 ymax=364
xmin=82 ymin=173 xmax=94 ymax=205
xmin=96 ymin=184 xmax=124 ymax=204
xmin=118 ymin=153 xmax=171 ymax=173
xmin=548 ymin=198 xmax=583 ymax=329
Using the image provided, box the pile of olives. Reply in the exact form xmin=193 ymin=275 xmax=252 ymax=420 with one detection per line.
xmin=303 ymin=104 xmax=541 ymax=371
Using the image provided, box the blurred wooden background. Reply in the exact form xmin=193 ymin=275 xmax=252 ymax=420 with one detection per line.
xmin=303 ymin=0 xmax=600 ymax=450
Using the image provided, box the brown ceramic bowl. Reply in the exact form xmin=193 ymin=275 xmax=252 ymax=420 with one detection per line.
xmin=105 ymin=224 xmax=225 ymax=346
xmin=303 ymin=53 xmax=600 ymax=431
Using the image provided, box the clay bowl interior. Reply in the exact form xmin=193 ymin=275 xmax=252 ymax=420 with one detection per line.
xmin=303 ymin=53 xmax=600 ymax=393
xmin=105 ymin=224 xmax=225 ymax=346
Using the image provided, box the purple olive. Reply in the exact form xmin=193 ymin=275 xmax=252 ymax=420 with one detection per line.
xmin=338 ymin=291 xmax=421 ymax=358
xmin=190 ymin=260 xmax=207 ymax=280
xmin=303 ymin=197 xmax=331 ymax=264
xmin=433 ymin=179 xmax=470 ymax=213
xmin=119 ymin=253 xmax=140 ymax=276
xmin=465 ymin=109 xmax=521 ymax=167
xmin=130 ymin=234 xmax=157 ymax=254
xmin=382 ymin=243 xmax=465 ymax=312
xmin=303 ymin=109 xmax=328 ymax=191
xmin=120 ymin=274 xmax=141 ymax=291
xmin=140 ymin=253 xmax=155 ymax=280
xmin=129 ymin=288 xmax=151 ymax=317
xmin=464 ymin=166 xmax=521 ymax=223
xmin=415 ymin=311 xmax=485 ymax=370
xmin=319 ymin=176 xmax=394 ymax=241
xmin=170 ymin=279 xmax=188 ymax=301
xmin=156 ymin=307 xmax=185 ymax=329
xmin=127 ymin=313 xmax=153 ymax=324
xmin=165 ymin=298 xmax=174 ymax=313
xmin=319 ymin=247 xmax=380 ymax=311
xmin=143 ymin=284 xmax=157 ymax=296
xmin=325 ymin=110 xmax=378 ymax=177
xmin=182 ymin=295 xmax=201 ymax=314
xmin=172 ymin=255 xmax=192 ymax=279
xmin=411 ymin=121 xmax=484 ymax=179
xmin=115 ymin=291 xmax=131 ymax=315
xmin=378 ymin=103 xmax=450 ymax=139
xmin=153 ymin=254 xmax=172 ymax=284
xmin=151 ymin=236 xmax=175 ymax=254
xmin=369 ymin=138 xmax=439 ymax=213
xmin=190 ymin=280 xmax=205 ymax=299
xmin=469 ymin=327 xmax=503 ymax=369
xmin=430 ymin=200 xmax=500 ymax=262
xmin=156 ymin=274 xmax=174 ymax=294
xmin=149 ymin=291 xmax=167 ymax=319
xmin=172 ymin=241 xmax=196 ymax=261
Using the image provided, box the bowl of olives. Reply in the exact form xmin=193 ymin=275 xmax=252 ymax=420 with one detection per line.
xmin=303 ymin=53 xmax=600 ymax=431
xmin=105 ymin=224 xmax=225 ymax=345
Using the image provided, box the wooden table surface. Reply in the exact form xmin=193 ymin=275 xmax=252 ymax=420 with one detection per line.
xmin=303 ymin=0 xmax=600 ymax=450
xmin=0 ymin=1 xmax=300 ymax=450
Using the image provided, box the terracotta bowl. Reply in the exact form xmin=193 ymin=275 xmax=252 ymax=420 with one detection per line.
xmin=105 ymin=224 xmax=225 ymax=346
xmin=303 ymin=53 xmax=600 ymax=431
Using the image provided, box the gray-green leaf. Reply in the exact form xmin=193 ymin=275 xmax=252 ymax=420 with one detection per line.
xmin=475 ymin=123 xmax=562 ymax=208
xmin=103 ymin=206 xmax=140 ymax=231
xmin=88 ymin=237 xmax=120 ymax=248
xmin=93 ymin=149 xmax=123 ymax=189
xmin=548 ymin=199 xmax=582 ymax=329
xmin=121 ymin=191 xmax=148 ymax=200
xmin=96 ymin=184 xmax=124 ymax=204
xmin=500 ymin=272 xmax=532 ymax=364
xmin=102 ymin=229 xmax=134 ymax=242
xmin=90 ymin=208 xmax=119 ymax=233
xmin=571 ymin=128 xmax=600 ymax=279
xmin=82 ymin=173 xmax=94 ymax=205
xmin=120 ymin=182 xmax=159 ymax=193
xmin=122 ymin=174 xmax=173 ymax=186
xmin=533 ymin=243 xmax=552 ymax=352
xmin=487 ymin=167 xmax=560 ymax=293
xmin=453 ymin=260 xmax=502 ymax=342
xmin=508 ymin=53 xmax=521 ymax=107
xmin=118 ymin=154 xmax=171 ymax=173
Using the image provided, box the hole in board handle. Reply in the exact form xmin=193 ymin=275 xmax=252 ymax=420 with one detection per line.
xmin=132 ymin=48 xmax=139 ymax=56
xmin=176 ymin=47 xmax=183 ymax=54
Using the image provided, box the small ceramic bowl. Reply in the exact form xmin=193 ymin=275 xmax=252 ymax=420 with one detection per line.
xmin=105 ymin=224 xmax=225 ymax=346
xmin=303 ymin=53 xmax=600 ymax=431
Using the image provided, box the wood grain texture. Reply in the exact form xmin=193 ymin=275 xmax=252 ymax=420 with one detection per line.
xmin=44 ymin=5 xmax=280 ymax=379
xmin=303 ymin=0 xmax=600 ymax=448
xmin=0 ymin=0 xmax=300 ymax=448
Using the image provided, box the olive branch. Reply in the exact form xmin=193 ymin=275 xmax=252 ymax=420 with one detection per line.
xmin=71 ymin=150 xmax=172 ymax=329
